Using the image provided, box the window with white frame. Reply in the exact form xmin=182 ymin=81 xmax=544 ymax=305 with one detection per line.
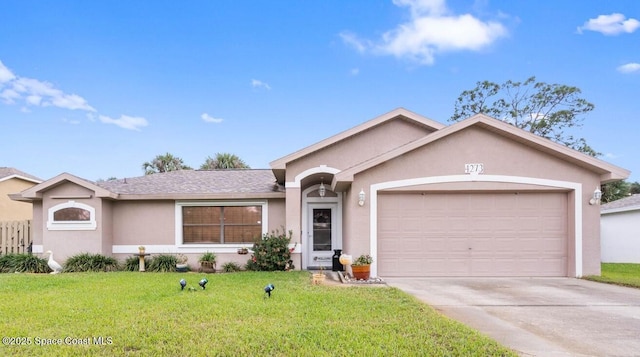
xmin=47 ymin=201 xmax=97 ymax=230
xmin=177 ymin=202 xmax=267 ymax=244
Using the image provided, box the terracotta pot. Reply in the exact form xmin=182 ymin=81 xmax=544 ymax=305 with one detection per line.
xmin=351 ymin=264 xmax=370 ymax=280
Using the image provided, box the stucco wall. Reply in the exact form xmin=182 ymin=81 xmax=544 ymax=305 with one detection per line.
xmin=40 ymin=182 xmax=105 ymax=261
xmin=345 ymin=126 xmax=603 ymax=276
xmin=0 ymin=179 xmax=36 ymax=220
xmin=601 ymin=210 xmax=640 ymax=263
xmin=285 ymin=119 xmax=434 ymax=182
xmin=111 ymin=200 xmax=176 ymax=246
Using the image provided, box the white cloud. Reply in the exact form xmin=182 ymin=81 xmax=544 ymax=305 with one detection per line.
xmin=0 ymin=60 xmax=16 ymax=83
xmin=339 ymin=32 xmax=369 ymax=53
xmin=62 ymin=118 xmax=81 ymax=125
xmin=577 ymin=13 xmax=640 ymax=35
xmin=604 ymin=153 xmax=619 ymax=159
xmin=341 ymin=0 xmax=507 ymax=65
xmin=251 ymin=79 xmax=271 ymax=90
xmin=617 ymin=62 xmax=640 ymax=74
xmin=201 ymin=112 xmax=223 ymax=123
xmin=0 ymin=61 xmax=96 ymax=111
xmin=98 ymin=115 xmax=148 ymax=131
xmin=350 ymin=68 xmax=360 ymax=76
xmin=0 ymin=59 xmax=148 ymax=130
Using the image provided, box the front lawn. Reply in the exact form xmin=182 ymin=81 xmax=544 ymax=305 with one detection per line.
xmin=0 ymin=271 xmax=515 ymax=356
xmin=584 ymin=263 xmax=640 ymax=288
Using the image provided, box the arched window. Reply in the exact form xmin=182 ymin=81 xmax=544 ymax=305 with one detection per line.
xmin=47 ymin=201 xmax=97 ymax=230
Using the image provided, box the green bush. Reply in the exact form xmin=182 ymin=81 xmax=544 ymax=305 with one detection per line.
xmin=147 ymin=254 xmax=177 ymax=272
xmin=245 ymin=229 xmax=294 ymax=271
xmin=123 ymin=255 xmax=150 ymax=271
xmin=0 ymin=253 xmax=49 ymax=273
xmin=65 ymin=253 xmax=119 ymax=272
xmin=221 ymin=261 xmax=242 ymax=273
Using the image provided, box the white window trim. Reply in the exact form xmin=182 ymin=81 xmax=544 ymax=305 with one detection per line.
xmin=175 ymin=200 xmax=268 ymax=250
xmin=47 ymin=200 xmax=97 ymax=231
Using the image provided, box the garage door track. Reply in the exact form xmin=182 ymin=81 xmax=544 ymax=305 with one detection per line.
xmin=384 ymin=278 xmax=640 ymax=357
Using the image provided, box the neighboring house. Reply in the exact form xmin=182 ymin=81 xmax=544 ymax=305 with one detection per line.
xmin=0 ymin=167 xmax=42 ymax=221
xmin=10 ymin=108 xmax=630 ymax=277
xmin=601 ymin=194 xmax=640 ymax=263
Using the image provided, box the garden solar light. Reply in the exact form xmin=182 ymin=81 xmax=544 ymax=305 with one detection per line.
xmin=180 ymin=279 xmax=187 ymax=290
xmin=264 ymin=283 xmax=275 ymax=298
xmin=199 ymin=278 xmax=208 ymax=290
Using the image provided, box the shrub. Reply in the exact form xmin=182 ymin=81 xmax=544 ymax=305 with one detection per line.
xmin=147 ymin=254 xmax=177 ymax=272
xmin=65 ymin=253 xmax=119 ymax=272
xmin=123 ymin=255 xmax=150 ymax=271
xmin=221 ymin=261 xmax=242 ymax=273
xmin=245 ymin=229 xmax=294 ymax=271
xmin=0 ymin=253 xmax=49 ymax=273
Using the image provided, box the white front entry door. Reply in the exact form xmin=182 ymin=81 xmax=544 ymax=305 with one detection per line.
xmin=307 ymin=203 xmax=338 ymax=269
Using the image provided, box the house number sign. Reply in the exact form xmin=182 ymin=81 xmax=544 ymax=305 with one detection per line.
xmin=465 ymin=163 xmax=484 ymax=174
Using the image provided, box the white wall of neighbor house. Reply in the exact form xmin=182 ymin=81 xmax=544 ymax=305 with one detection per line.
xmin=601 ymin=209 xmax=640 ymax=263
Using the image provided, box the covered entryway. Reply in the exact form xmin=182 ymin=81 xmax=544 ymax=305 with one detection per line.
xmin=378 ymin=192 xmax=568 ymax=277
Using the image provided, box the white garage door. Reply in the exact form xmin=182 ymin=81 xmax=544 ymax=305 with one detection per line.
xmin=378 ymin=192 xmax=568 ymax=277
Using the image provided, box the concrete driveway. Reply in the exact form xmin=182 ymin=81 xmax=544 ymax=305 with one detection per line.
xmin=384 ymin=278 xmax=640 ymax=357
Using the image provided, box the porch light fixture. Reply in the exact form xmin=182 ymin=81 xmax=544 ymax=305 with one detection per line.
xmin=589 ymin=186 xmax=602 ymax=205
xmin=358 ymin=189 xmax=366 ymax=206
xmin=319 ymin=178 xmax=326 ymax=198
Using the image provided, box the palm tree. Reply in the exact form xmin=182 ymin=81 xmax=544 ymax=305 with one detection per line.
xmin=200 ymin=153 xmax=250 ymax=170
xmin=142 ymin=153 xmax=192 ymax=175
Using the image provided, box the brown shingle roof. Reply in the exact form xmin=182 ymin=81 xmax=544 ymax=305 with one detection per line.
xmin=0 ymin=167 xmax=42 ymax=183
xmin=97 ymin=169 xmax=283 ymax=196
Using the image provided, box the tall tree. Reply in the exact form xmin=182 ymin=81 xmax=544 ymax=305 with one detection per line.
xmin=450 ymin=76 xmax=596 ymax=154
xmin=200 ymin=153 xmax=250 ymax=170
xmin=142 ymin=153 xmax=192 ymax=175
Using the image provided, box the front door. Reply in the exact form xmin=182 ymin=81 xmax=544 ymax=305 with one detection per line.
xmin=307 ymin=203 xmax=337 ymax=269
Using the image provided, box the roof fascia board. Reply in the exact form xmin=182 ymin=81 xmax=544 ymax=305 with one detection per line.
xmin=0 ymin=175 xmax=43 ymax=184
xmin=20 ymin=173 xmax=117 ymax=200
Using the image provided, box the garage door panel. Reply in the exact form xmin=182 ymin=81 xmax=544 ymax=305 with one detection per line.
xmin=378 ymin=192 xmax=568 ymax=277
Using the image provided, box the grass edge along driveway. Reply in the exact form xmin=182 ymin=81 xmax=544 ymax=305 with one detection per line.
xmin=0 ymin=271 xmax=516 ymax=356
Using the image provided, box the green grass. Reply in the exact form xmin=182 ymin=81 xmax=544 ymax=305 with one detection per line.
xmin=584 ymin=263 xmax=640 ymax=288
xmin=0 ymin=272 xmax=515 ymax=356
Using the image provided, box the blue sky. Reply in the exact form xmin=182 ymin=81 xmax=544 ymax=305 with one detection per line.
xmin=1 ymin=0 xmax=639 ymax=182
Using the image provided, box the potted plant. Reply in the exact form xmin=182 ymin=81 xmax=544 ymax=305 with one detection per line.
xmin=176 ymin=254 xmax=189 ymax=272
xmin=237 ymin=247 xmax=249 ymax=255
xmin=198 ymin=252 xmax=217 ymax=273
xmin=351 ymin=254 xmax=373 ymax=280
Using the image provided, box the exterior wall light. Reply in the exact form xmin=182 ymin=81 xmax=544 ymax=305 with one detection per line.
xmin=319 ymin=178 xmax=326 ymax=198
xmin=358 ymin=189 xmax=366 ymax=206
xmin=589 ymin=186 xmax=602 ymax=205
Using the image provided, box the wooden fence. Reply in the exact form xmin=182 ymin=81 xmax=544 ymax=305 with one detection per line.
xmin=0 ymin=220 xmax=32 ymax=254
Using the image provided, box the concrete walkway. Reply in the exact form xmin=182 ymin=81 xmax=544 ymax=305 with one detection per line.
xmin=384 ymin=277 xmax=640 ymax=357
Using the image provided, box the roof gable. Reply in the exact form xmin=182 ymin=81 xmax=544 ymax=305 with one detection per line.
xmin=333 ymin=113 xmax=629 ymax=189
xmin=16 ymin=173 xmax=117 ymax=201
xmin=269 ymin=108 xmax=445 ymax=183
xmin=0 ymin=167 xmax=42 ymax=184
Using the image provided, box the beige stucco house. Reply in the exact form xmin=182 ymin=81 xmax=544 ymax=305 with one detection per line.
xmin=0 ymin=167 xmax=42 ymax=221
xmin=10 ymin=108 xmax=629 ymax=277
